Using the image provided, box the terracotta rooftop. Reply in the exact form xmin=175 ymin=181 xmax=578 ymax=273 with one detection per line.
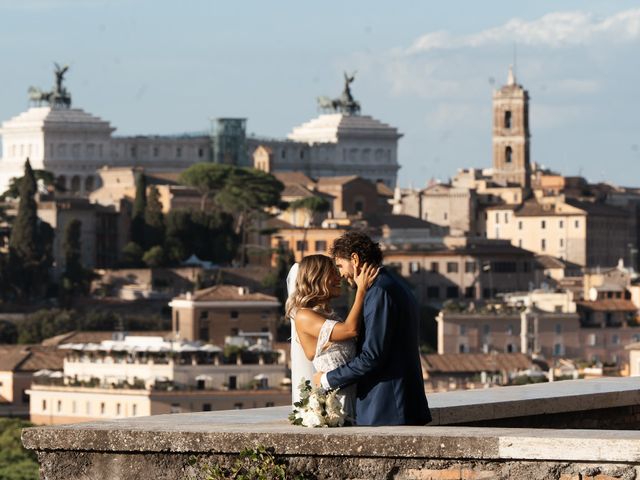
xmin=575 ymin=299 xmax=638 ymax=312
xmin=536 ymin=255 xmax=582 ymax=271
xmin=177 ymin=285 xmax=278 ymax=303
xmin=0 ymin=345 xmax=65 ymax=372
xmin=273 ymin=171 xmax=315 ymax=186
xmin=281 ymin=184 xmax=316 ymax=199
xmin=364 ymin=213 xmax=437 ymax=230
xmin=423 ymin=353 xmax=532 ymax=374
xmin=316 ymin=175 xmax=361 ymax=186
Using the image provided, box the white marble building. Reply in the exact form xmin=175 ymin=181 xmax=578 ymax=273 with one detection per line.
xmin=248 ymin=112 xmax=402 ymax=188
xmin=1 ymin=72 xmax=401 ymax=193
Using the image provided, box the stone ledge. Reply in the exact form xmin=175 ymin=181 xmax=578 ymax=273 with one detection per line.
xmin=21 ymin=408 xmax=640 ymax=463
xmin=427 ymin=376 xmax=640 ymax=425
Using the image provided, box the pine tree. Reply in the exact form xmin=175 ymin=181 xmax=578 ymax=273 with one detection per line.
xmin=130 ymin=171 xmax=146 ymax=247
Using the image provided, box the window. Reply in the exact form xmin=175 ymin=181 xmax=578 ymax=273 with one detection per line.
xmin=559 ymin=220 xmax=564 ymax=228
xmin=464 ymin=286 xmax=475 ymax=299
xmin=234 ymin=402 xmax=243 ymax=410
xmin=199 ymin=311 xmax=208 ymax=320
xmin=504 ymin=213 xmax=509 ymax=223
xmin=170 ymin=403 xmax=181 ymax=414
xmin=504 ymin=110 xmax=512 ymax=129
xmin=518 ymin=221 xmax=523 ymax=230
xmin=314 ymin=240 xmax=327 ymax=252
xmin=228 ymin=376 xmax=237 ymax=390
xmin=507 ymin=324 xmax=514 ymax=336
xmin=575 ymin=220 xmax=580 ymax=228
xmin=130 ymin=146 xmax=137 ymax=158
xmin=495 ymin=212 xmax=500 ymax=224
xmin=175 ymin=312 xmax=180 ymax=333
xmin=541 ymin=220 xmax=546 ymax=229
xmin=116 ymin=403 xmax=122 ymax=416
xmin=559 ymin=238 xmax=564 ymax=248
xmin=555 ymin=324 xmax=562 ymax=335
xmin=554 ymin=343 xmax=564 ymax=356
xmin=541 ymin=239 xmax=546 ymax=251
xmin=133 ymin=404 xmax=138 ymax=416
xmin=176 ymin=147 xmax=182 ymax=157
xmin=198 ymin=148 xmax=204 ymax=158
xmin=587 ymin=334 xmax=597 ymax=346
xmin=430 ymin=262 xmax=439 ymax=273
xmin=493 ymin=261 xmax=516 ymax=273
xmin=354 ymin=201 xmax=364 ymax=213
xmin=296 ymin=240 xmax=308 ymax=252
xmin=57 ymin=400 xmax=62 ymax=412
xmin=42 ymin=400 xmax=47 ymax=412
xmin=612 ymin=334 xmax=620 ymax=345
xmin=444 ymin=212 xmax=448 ymax=221
xmin=483 ymin=324 xmax=490 ymax=335
xmin=446 ymin=286 xmax=459 ymax=299
xmin=153 ymin=146 xmax=159 ymax=157
xmin=460 ymin=325 xmax=467 ymax=335
xmin=465 ymin=262 xmax=476 ymax=273
xmin=266 ymin=402 xmax=275 ymax=407
xmin=230 ymin=310 xmax=239 ymax=319
xmin=203 ymin=403 xmax=212 ymax=411
xmin=506 ymin=344 xmax=516 ymax=353
xmin=199 ymin=319 xmax=209 ymax=341
xmin=409 ymin=261 xmax=420 ymax=274
xmin=459 ymin=344 xmax=468 ymax=353
xmin=100 ymin=402 xmax=106 ymax=415
xmin=505 ymin=146 xmax=513 ymax=163
xmin=518 ymin=239 xmax=523 ymax=248
xmin=426 ymin=286 xmax=440 ymax=299
xmin=446 ymin=262 xmax=458 ymax=273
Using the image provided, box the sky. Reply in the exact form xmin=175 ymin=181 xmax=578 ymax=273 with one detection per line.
xmin=0 ymin=0 xmax=638 ymax=188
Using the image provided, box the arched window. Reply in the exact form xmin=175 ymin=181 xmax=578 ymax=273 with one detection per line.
xmin=70 ymin=175 xmax=81 ymax=193
xmin=57 ymin=175 xmax=67 ymax=191
xmin=504 ymin=110 xmax=512 ymax=129
xmin=85 ymin=176 xmax=95 ymax=192
xmin=505 ymin=146 xmax=513 ymax=163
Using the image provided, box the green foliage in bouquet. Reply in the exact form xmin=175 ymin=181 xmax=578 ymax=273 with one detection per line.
xmin=288 ymin=379 xmax=313 ymax=426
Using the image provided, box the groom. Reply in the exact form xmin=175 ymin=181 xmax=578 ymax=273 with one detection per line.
xmin=314 ymin=231 xmax=431 ymax=426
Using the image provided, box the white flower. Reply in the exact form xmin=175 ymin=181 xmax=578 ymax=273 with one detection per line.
xmin=300 ymin=408 xmax=326 ymax=428
xmin=308 ymin=392 xmax=323 ymax=412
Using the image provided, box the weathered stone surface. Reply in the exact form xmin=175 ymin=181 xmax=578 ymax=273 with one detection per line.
xmin=22 ymin=378 xmax=640 ymax=479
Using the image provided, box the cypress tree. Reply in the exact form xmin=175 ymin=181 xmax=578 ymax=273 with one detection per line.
xmin=8 ymin=160 xmax=41 ymax=300
xmin=61 ymin=219 xmax=88 ymax=305
xmin=130 ymin=171 xmax=146 ymax=247
xmin=144 ymin=185 xmax=165 ymax=249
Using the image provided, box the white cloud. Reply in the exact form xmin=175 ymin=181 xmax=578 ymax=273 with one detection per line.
xmin=406 ymin=9 xmax=640 ymax=54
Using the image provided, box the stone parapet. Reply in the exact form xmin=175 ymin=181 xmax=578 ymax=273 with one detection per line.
xmin=22 ymin=377 xmax=640 ymax=479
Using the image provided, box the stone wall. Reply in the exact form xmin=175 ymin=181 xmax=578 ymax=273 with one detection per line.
xmin=23 ymin=378 xmax=640 ymax=479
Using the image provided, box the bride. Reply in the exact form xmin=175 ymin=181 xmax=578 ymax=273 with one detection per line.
xmin=285 ymin=254 xmax=379 ymax=421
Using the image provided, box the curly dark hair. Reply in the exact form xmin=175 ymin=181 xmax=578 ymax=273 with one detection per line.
xmin=329 ymin=230 xmax=383 ymax=266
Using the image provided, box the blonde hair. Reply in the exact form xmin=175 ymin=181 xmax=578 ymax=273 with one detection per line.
xmin=285 ymin=255 xmax=337 ymax=321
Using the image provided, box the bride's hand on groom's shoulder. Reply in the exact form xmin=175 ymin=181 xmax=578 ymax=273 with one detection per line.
xmin=313 ymin=371 xmax=324 ymax=387
xmin=355 ymin=263 xmax=381 ymax=291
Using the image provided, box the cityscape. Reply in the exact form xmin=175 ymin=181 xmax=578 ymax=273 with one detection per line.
xmin=1 ymin=2 xmax=640 ymax=479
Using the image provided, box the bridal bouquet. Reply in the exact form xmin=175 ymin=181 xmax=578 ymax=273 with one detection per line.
xmin=288 ymin=378 xmax=347 ymax=428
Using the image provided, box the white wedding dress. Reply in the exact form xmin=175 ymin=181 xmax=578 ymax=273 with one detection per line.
xmin=308 ymin=311 xmax=357 ymax=420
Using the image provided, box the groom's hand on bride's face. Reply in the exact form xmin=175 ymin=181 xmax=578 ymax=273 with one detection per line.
xmin=313 ymin=371 xmax=324 ymax=387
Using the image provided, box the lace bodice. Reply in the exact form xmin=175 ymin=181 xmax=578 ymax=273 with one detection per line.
xmin=311 ymin=314 xmax=357 ymax=373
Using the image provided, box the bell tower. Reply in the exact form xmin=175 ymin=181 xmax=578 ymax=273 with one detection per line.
xmin=492 ymin=66 xmax=530 ymax=188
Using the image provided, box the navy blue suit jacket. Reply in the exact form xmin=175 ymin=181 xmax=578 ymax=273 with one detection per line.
xmin=326 ymin=268 xmax=431 ymax=426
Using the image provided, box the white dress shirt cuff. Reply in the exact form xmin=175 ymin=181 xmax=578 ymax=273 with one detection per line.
xmin=320 ymin=373 xmax=331 ymax=390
